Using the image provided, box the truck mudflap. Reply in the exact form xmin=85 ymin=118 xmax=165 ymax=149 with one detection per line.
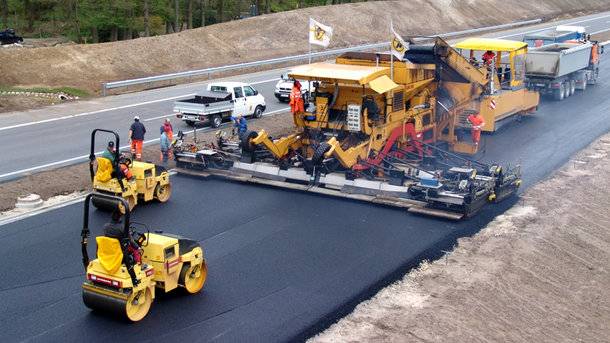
xmin=175 ymin=161 xmax=469 ymax=220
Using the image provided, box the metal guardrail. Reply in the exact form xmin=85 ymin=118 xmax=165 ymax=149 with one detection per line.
xmin=101 ymin=18 xmax=542 ymax=96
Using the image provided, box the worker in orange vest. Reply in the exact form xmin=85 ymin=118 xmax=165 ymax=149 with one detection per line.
xmin=289 ymin=80 xmax=304 ymax=117
xmin=467 ymin=111 xmax=485 ymax=146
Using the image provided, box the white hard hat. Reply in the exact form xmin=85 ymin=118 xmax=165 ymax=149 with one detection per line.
xmin=134 ymin=115 xmax=140 ymax=120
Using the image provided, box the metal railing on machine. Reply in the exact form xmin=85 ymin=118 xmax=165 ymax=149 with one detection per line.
xmin=101 ymin=18 xmax=542 ymax=96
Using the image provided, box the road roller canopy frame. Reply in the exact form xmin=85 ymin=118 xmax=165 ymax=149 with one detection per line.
xmin=81 ymin=193 xmax=130 ymax=269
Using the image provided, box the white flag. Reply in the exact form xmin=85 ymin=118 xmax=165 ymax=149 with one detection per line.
xmin=390 ymin=24 xmax=409 ymax=61
xmin=309 ymin=18 xmax=333 ymax=48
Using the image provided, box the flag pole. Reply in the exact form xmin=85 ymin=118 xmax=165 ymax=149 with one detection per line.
xmin=309 ymin=41 xmax=312 ymax=64
xmin=308 ymin=17 xmax=312 ymax=64
xmin=390 ymin=20 xmax=394 ymax=80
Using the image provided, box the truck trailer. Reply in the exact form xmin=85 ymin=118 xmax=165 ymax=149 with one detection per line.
xmin=525 ymin=41 xmax=603 ymax=100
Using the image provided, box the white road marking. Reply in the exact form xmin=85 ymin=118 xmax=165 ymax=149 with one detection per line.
xmin=0 ymin=78 xmax=282 ymax=129
xmin=144 ymin=113 xmax=174 ymax=122
xmin=497 ymin=13 xmax=610 ymax=38
xmin=0 ymin=107 xmax=289 ymax=180
xmin=590 ymin=27 xmax=610 ymax=35
xmin=0 ymin=93 xmax=196 ymax=132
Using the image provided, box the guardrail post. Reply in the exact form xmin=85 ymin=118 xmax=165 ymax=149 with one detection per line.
xmin=101 ymin=83 xmax=107 ymax=97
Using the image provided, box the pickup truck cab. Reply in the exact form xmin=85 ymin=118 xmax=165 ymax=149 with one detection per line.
xmin=174 ymin=82 xmax=266 ymax=128
xmin=274 ymin=73 xmax=313 ymax=103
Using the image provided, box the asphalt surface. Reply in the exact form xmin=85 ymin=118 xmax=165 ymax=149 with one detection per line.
xmin=1 ymin=12 xmax=610 ymax=343
xmin=1 ymin=11 xmax=610 ymax=181
xmin=1 ymin=58 xmax=609 ymax=341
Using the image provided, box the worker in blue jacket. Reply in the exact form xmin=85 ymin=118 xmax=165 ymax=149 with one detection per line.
xmin=231 ymin=114 xmax=247 ymax=137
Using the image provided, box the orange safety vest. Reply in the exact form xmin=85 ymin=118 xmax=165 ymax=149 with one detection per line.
xmin=120 ymin=163 xmax=133 ymax=180
xmin=289 ymin=87 xmax=304 ymax=114
xmin=467 ymin=114 xmax=484 ymax=130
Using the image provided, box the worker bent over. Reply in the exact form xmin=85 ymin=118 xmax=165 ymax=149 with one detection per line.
xmin=467 ymin=112 xmax=485 ymax=146
xmin=231 ymin=114 xmax=248 ymax=137
xmin=129 ymin=115 xmax=146 ymax=161
xmin=289 ymin=80 xmax=305 ymax=121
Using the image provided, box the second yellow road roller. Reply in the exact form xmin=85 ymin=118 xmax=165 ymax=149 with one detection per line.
xmin=80 ymin=193 xmax=207 ymax=321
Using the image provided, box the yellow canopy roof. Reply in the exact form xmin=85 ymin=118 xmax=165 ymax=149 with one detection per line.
xmin=368 ymin=75 xmax=400 ymax=94
xmin=288 ymin=63 xmax=390 ymax=85
xmin=454 ymin=38 xmax=527 ymax=52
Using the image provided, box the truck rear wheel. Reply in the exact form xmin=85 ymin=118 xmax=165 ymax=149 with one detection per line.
xmin=553 ymin=84 xmax=564 ymax=101
xmin=569 ymin=80 xmax=576 ymax=96
xmin=210 ymin=115 xmax=222 ymax=128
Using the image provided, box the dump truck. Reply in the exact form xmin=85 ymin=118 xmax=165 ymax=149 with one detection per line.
xmin=174 ymin=82 xmax=266 ymax=128
xmin=522 ymin=25 xmax=586 ymax=48
xmin=174 ymin=37 xmax=528 ymax=220
xmin=525 ymin=41 xmax=603 ymax=100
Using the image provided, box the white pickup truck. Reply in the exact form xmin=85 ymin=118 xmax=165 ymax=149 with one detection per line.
xmin=174 ymin=82 xmax=266 ymax=127
xmin=274 ymin=73 xmax=313 ymax=103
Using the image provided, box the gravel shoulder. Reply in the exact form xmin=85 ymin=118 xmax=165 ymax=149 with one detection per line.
xmin=311 ymin=133 xmax=610 ymax=342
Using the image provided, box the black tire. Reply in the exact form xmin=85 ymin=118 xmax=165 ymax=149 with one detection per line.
xmin=253 ymin=106 xmax=264 ymax=119
xmin=185 ymin=120 xmax=195 ymax=127
xmin=569 ymin=80 xmax=576 ymax=96
xmin=240 ymin=131 xmax=259 ymax=152
xmin=553 ymin=84 xmax=564 ymax=101
xmin=210 ymin=115 xmax=222 ymax=128
xmin=581 ymin=79 xmax=587 ymax=91
xmin=311 ymin=142 xmax=331 ymax=165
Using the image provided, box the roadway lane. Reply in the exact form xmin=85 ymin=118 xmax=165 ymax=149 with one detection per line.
xmin=1 ymin=11 xmax=610 ymax=180
xmin=1 ymin=54 xmax=610 ymax=343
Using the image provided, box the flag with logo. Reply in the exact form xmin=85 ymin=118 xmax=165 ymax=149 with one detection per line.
xmin=309 ymin=18 xmax=333 ymax=48
xmin=390 ymin=23 xmax=408 ymax=60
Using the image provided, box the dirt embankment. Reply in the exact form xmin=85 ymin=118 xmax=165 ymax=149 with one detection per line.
xmin=1 ymin=0 xmax=609 ymax=93
xmin=311 ymin=134 xmax=610 ymax=342
xmin=0 ymin=112 xmax=294 ymax=212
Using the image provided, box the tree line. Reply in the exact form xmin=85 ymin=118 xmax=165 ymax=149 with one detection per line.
xmin=0 ymin=0 xmax=365 ymax=43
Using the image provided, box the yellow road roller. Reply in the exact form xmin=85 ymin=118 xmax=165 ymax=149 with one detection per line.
xmin=89 ymin=129 xmax=171 ymax=211
xmin=80 ymin=193 xmax=207 ymax=321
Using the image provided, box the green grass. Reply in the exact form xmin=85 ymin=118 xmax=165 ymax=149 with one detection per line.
xmin=0 ymin=86 xmax=89 ymax=98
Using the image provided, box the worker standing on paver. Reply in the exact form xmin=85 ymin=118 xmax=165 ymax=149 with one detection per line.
xmin=289 ymin=80 xmax=304 ymax=121
xmin=159 ymin=126 xmax=171 ymax=167
xmin=467 ymin=111 xmax=485 ymax=146
xmin=129 ymin=116 xmax=146 ymax=161
xmin=482 ymin=50 xmax=495 ymax=66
